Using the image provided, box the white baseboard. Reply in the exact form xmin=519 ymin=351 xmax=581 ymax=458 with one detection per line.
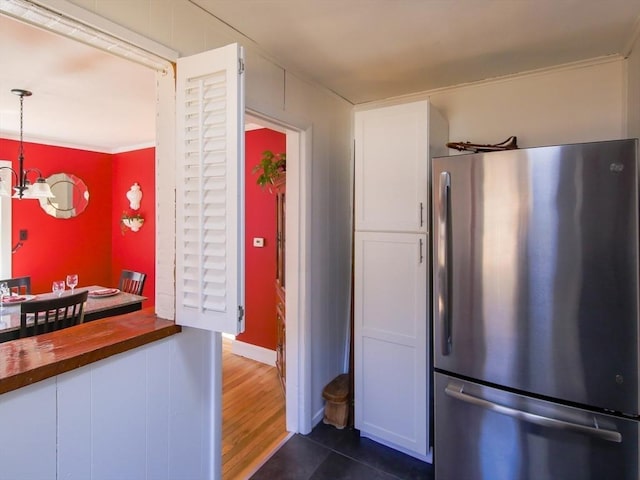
xmin=312 ymin=407 xmax=325 ymax=428
xmin=230 ymin=339 xmax=276 ymax=366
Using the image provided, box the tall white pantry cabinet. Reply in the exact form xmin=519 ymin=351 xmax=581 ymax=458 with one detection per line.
xmin=354 ymin=100 xmax=448 ymax=460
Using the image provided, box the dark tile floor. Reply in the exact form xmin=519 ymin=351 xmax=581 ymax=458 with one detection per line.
xmin=250 ymin=422 xmax=434 ymax=480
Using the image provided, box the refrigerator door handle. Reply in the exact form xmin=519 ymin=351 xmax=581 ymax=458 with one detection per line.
xmin=444 ymin=384 xmax=623 ymax=443
xmin=437 ymin=171 xmax=452 ymax=355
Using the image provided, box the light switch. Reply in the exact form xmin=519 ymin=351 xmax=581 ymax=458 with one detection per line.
xmin=253 ymin=237 xmax=265 ymax=247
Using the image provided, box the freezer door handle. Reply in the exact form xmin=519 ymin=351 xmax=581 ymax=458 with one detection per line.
xmin=437 ymin=171 xmax=453 ymax=355
xmin=444 ymin=384 xmax=622 ymax=443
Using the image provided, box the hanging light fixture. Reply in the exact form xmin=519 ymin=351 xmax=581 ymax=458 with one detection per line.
xmin=0 ymin=89 xmax=54 ymax=200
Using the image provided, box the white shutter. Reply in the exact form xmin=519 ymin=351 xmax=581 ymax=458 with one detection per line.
xmin=175 ymin=43 xmax=245 ymax=334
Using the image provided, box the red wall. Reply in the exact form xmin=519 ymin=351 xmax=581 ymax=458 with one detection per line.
xmin=237 ymin=128 xmax=286 ymax=350
xmin=4 ymin=130 xmax=280 ymax=343
xmin=1 ymin=139 xmax=155 ymax=304
xmin=111 ymin=148 xmax=155 ymax=307
xmin=2 ymin=139 xmax=113 ymax=294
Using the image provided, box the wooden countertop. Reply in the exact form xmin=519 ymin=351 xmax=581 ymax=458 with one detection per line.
xmin=0 ymin=308 xmax=181 ymax=395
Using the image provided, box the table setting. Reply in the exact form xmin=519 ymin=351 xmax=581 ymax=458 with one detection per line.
xmin=0 ymin=276 xmax=146 ymax=343
xmin=0 ymin=294 xmax=36 ymax=305
xmin=88 ymin=288 xmax=121 ymax=298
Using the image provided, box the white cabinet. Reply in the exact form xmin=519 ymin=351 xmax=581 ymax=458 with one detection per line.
xmin=355 ymin=101 xmax=448 ymax=233
xmin=353 ymin=100 xmax=447 ymax=460
xmin=354 ymin=231 xmax=428 ymax=456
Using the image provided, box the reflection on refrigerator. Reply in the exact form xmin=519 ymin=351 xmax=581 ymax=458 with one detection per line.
xmin=432 ymin=139 xmax=640 ymax=480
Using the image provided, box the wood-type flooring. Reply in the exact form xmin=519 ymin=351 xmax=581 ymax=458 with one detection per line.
xmin=222 ymin=337 xmax=288 ymax=479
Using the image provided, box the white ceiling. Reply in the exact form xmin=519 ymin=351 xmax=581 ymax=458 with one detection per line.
xmin=194 ymin=0 xmax=640 ymax=103
xmin=0 ymin=14 xmax=156 ymax=153
xmin=1 ymin=1 xmax=639 ymax=152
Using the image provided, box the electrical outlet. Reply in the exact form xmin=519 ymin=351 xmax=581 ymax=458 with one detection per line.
xmin=253 ymin=237 xmax=264 ymax=247
xmin=19 ymin=229 xmax=27 ymax=241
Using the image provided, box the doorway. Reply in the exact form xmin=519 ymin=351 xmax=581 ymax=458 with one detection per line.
xmin=221 ymin=119 xmax=289 ymax=476
xmin=2 ymin=2 xmax=311 ymax=469
xmin=243 ymin=112 xmax=307 ymax=437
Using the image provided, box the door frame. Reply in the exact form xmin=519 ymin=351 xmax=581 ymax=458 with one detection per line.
xmin=1 ymin=1 xmax=311 ymax=435
xmin=245 ymin=110 xmax=311 ymax=433
xmin=0 ymin=160 xmax=11 ymax=279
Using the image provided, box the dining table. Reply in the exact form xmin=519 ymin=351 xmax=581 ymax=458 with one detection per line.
xmin=0 ymin=285 xmax=146 ymax=343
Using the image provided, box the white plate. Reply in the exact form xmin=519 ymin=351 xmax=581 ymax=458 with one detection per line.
xmin=1 ymin=294 xmax=36 ymax=305
xmin=88 ymin=288 xmax=120 ymax=298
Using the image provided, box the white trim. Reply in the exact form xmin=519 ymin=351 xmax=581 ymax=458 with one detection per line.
xmin=111 ymin=142 xmax=156 ymax=154
xmin=245 ymin=108 xmax=311 ymax=435
xmin=312 ymin=407 xmax=325 ymax=428
xmin=0 ymin=132 xmax=155 ymax=154
xmin=154 ymin=69 xmax=176 ymax=321
xmin=0 ymin=160 xmax=11 ymax=279
xmin=285 ymin=127 xmax=304 ymax=434
xmin=3 ymin=0 xmax=177 ymax=67
xmin=230 ymin=340 xmax=276 ymax=366
xmin=245 ymin=113 xmax=287 ymax=134
xmin=294 ymin=126 xmax=313 ymax=435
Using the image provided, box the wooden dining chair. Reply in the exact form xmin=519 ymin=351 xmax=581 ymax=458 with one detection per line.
xmin=118 ymin=270 xmax=146 ymax=296
xmin=0 ymin=276 xmax=31 ymax=296
xmin=20 ymin=290 xmax=89 ymax=338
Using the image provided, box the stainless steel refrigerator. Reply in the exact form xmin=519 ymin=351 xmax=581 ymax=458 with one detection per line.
xmin=432 ymin=139 xmax=639 ymax=480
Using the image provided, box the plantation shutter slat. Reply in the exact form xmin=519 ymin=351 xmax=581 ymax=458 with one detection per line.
xmin=175 ymin=43 xmax=245 ymax=334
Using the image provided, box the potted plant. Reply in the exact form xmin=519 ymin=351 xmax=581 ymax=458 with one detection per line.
xmin=121 ymin=211 xmax=144 ymax=233
xmin=252 ymin=150 xmax=286 ymax=191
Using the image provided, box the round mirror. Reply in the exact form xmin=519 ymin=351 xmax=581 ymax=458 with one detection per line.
xmin=39 ymin=173 xmax=89 ymax=219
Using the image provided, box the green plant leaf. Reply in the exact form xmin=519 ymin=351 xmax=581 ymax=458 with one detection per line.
xmin=253 ymin=150 xmax=286 ymax=188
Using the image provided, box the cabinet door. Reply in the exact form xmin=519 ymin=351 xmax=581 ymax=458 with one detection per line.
xmin=355 ymin=101 xmax=430 ymax=233
xmin=354 ymin=231 xmax=429 ymax=458
xmin=276 ymin=284 xmax=286 ymax=390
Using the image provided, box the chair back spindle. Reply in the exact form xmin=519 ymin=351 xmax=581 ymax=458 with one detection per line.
xmin=20 ymin=291 xmax=88 ymax=338
xmin=118 ymin=270 xmax=146 ymax=296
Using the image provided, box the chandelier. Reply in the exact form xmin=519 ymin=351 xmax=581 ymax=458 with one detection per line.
xmin=0 ymin=89 xmax=54 ymax=200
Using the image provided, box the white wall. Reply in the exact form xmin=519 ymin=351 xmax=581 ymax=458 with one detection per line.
xmin=0 ymin=329 xmax=215 ymax=480
xmin=627 ymin=32 xmax=640 ymax=139
xmin=358 ymin=58 xmax=627 ymax=150
xmin=44 ymin=0 xmax=353 ymax=431
xmin=430 ymin=59 xmax=626 ymax=148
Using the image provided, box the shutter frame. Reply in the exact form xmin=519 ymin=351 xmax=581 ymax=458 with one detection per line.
xmin=175 ymin=43 xmax=245 ymax=334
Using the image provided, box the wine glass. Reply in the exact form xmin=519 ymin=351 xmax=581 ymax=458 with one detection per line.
xmin=66 ymin=274 xmax=78 ymax=294
xmin=52 ymin=280 xmax=65 ymax=297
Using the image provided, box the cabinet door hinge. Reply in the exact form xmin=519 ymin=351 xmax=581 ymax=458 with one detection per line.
xmin=238 ymin=305 xmax=245 ymax=322
xmin=238 ymin=58 xmax=245 ymax=75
